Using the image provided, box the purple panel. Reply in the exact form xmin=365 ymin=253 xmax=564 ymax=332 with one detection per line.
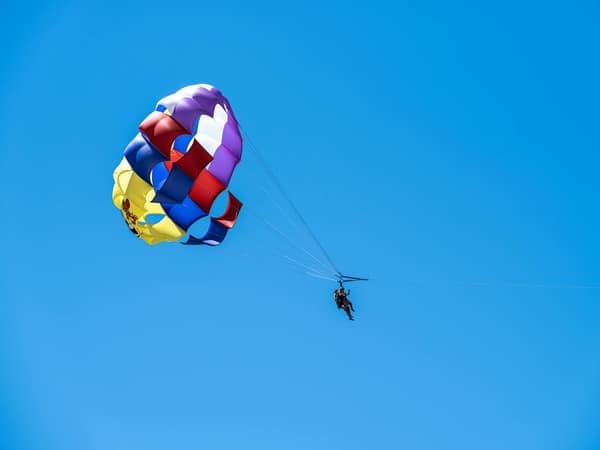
xmin=191 ymin=86 xmax=213 ymax=100
xmin=169 ymin=87 xmax=228 ymax=133
xmin=170 ymin=97 xmax=202 ymax=133
xmin=191 ymin=88 xmax=222 ymax=114
xmin=221 ymin=99 xmax=239 ymax=122
xmin=195 ymin=86 xmax=223 ymax=100
xmin=221 ymin=120 xmax=243 ymax=158
xmin=208 ymin=147 xmax=240 ymax=186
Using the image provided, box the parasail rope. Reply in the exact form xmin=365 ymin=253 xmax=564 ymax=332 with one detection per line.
xmin=247 ymin=184 xmax=336 ymax=278
xmin=236 ymin=218 xmax=333 ymax=278
xmin=244 ymin=206 xmax=339 ymax=277
xmin=282 ymin=255 xmax=335 ymax=279
xmin=238 ymin=250 xmax=334 ymax=280
xmin=240 ymin=126 xmax=342 ymax=278
xmin=304 ymin=271 xmax=340 ymax=282
xmin=258 ymin=185 xmax=306 ymax=237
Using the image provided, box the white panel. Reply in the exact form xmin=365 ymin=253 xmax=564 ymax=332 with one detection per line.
xmin=194 ymin=114 xmax=225 ymax=155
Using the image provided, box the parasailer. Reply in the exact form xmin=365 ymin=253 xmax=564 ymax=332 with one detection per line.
xmin=334 ymin=282 xmax=355 ymax=320
xmin=112 ymin=83 xmax=368 ymax=318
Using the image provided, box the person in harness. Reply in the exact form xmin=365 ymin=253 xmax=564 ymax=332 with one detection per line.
xmin=334 ymin=283 xmax=355 ymax=321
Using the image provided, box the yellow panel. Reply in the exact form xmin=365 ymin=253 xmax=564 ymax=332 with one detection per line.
xmin=112 ymin=159 xmax=185 ymax=244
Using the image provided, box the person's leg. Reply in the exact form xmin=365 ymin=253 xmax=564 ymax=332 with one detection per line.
xmin=343 ymin=305 xmax=354 ymax=320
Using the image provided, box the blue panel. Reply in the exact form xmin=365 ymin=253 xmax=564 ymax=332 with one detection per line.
xmin=155 ymin=166 xmax=193 ymax=204
xmin=163 ymin=195 xmax=207 ymax=230
xmin=156 ymin=104 xmax=167 ymax=112
xmin=192 ymin=115 xmax=201 ymax=134
xmin=183 ymin=220 xmax=228 ymax=246
xmin=173 ymin=134 xmax=193 ymax=153
xmin=124 ymin=134 xmax=166 ymax=183
xmin=150 ymin=162 xmax=169 ymax=190
xmin=152 ymin=192 xmax=178 ymax=204
xmin=124 ymin=133 xmax=145 ymax=158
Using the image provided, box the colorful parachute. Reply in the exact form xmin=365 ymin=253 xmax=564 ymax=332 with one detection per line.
xmin=112 ymin=84 xmax=243 ymax=245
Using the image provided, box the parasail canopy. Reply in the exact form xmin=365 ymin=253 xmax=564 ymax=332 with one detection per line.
xmin=112 ymin=84 xmax=243 ymax=246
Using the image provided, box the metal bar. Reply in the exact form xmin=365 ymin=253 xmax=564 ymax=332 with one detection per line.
xmin=340 ymin=275 xmax=369 ymax=282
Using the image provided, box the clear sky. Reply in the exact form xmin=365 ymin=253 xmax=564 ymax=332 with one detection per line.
xmin=1 ymin=1 xmax=599 ymax=449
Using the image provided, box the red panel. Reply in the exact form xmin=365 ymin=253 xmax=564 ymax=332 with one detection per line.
xmin=214 ymin=192 xmax=243 ymax=228
xmin=139 ymin=111 xmax=186 ymax=157
xmin=170 ymin=149 xmax=184 ymax=162
xmin=174 ymin=140 xmax=213 ymax=179
xmin=189 ymin=169 xmax=225 ymax=213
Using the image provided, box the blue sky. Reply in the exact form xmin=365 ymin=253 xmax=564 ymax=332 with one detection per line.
xmin=1 ymin=1 xmax=599 ymax=449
